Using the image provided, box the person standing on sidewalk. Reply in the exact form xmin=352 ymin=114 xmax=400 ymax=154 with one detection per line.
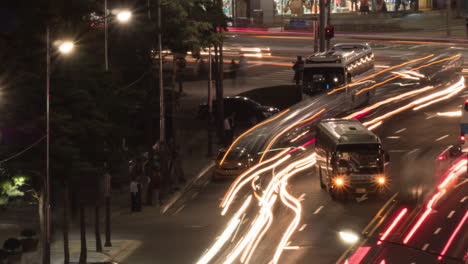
xmin=130 ymin=177 xmax=139 ymax=212
xmin=292 ymin=56 xmax=304 ymax=85
xmin=224 ymin=113 xmax=235 ymax=146
xmin=350 ymin=0 xmax=358 ymax=11
xmin=359 ymin=0 xmax=370 ymax=13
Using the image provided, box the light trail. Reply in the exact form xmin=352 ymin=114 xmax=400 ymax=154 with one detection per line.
xmin=438 ymin=158 xmax=467 ymax=189
xmin=221 ymin=153 xmax=291 ymax=215
xmin=196 ymin=195 xmax=253 ymax=264
xmin=377 ymin=208 xmax=408 ymax=245
xmin=220 ymin=109 xmax=290 ymax=166
xmin=328 ymin=54 xmax=434 ymax=95
xmin=368 ymin=121 xmax=383 ymax=130
xmin=412 ymin=78 xmax=465 ymax=110
xmin=355 ymin=54 xmax=460 ymax=96
xmin=363 ymin=77 xmax=465 ymax=127
xmin=437 ymin=111 xmax=461 ymax=117
xmin=271 ymin=158 xmax=317 ymax=264
xmin=259 ymin=108 xmax=325 ymax=162
xmin=344 ymin=85 xmax=435 ymax=120
xmin=220 ymin=148 xmax=290 ymax=209
xmin=403 ymin=192 xmax=442 ymax=244
xmin=438 ymin=210 xmax=468 ymax=261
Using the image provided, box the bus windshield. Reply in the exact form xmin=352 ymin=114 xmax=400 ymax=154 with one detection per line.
xmin=303 ymin=67 xmax=346 ymax=91
xmin=335 ymin=144 xmax=382 ymax=173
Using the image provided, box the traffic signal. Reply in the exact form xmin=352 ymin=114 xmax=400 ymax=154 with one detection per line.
xmin=325 ymin=25 xmax=334 ymax=40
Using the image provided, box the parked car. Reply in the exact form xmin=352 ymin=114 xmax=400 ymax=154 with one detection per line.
xmin=198 ymin=96 xmax=280 ymax=127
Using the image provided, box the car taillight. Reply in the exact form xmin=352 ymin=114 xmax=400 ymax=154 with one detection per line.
xmin=461 ymin=134 xmax=465 ymax=143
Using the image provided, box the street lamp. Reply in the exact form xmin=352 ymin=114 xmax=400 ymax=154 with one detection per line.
xmin=104 ymin=0 xmax=132 ymax=71
xmin=44 ymin=27 xmax=75 ymax=264
xmin=57 ymin=41 xmax=75 ymax=54
xmin=116 ymin=10 xmax=132 ymax=23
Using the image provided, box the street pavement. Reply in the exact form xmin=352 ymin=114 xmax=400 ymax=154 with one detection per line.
xmin=2 ymin=29 xmax=468 ymax=263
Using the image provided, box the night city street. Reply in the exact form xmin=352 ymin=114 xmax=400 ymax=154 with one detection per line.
xmin=0 ymin=1 xmax=468 ymax=264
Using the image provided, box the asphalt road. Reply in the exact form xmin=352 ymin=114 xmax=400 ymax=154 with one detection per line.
xmin=106 ymin=35 xmax=468 ymax=264
xmin=189 ymin=34 xmax=468 ymax=264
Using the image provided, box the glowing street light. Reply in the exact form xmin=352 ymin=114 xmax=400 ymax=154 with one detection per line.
xmin=58 ymin=41 xmax=74 ymax=54
xmin=116 ymin=10 xmax=132 ymax=23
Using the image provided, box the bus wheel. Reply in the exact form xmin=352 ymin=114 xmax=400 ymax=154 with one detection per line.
xmin=319 ymin=167 xmax=326 ymax=189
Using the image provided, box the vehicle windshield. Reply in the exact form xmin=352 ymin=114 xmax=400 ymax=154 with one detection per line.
xmin=335 ymin=144 xmax=382 ymax=173
xmin=303 ymin=67 xmax=346 ymax=91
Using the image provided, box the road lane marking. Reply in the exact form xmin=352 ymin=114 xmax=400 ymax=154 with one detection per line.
xmin=395 ymin=128 xmax=407 ymax=133
xmin=299 ymin=224 xmax=307 ymax=232
xmin=389 ymin=150 xmax=407 ymax=153
xmin=192 ymin=192 xmax=199 ymax=199
xmin=337 ymin=193 xmax=398 ymax=264
xmin=407 ymin=148 xmax=419 ymax=155
xmin=387 ymin=136 xmax=400 ymax=139
xmin=173 ymin=204 xmax=185 ymax=215
xmin=299 ymin=193 xmax=306 ymax=201
xmin=448 ymin=210 xmax=456 ymax=218
xmin=426 ymin=115 xmax=436 ymax=120
xmin=461 ymin=196 xmax=468 ymax=203
xmin=422 ymin=244 xmax=430 ymax=251
xmin=435 ymin=135 xmax=449 ymax=141
xmin=434 ymin=227 xmax=442 ymax=234
xmin=313 ymin=206 xmax=324 ymax=214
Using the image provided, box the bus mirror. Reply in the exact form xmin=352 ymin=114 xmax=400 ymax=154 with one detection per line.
xmin=384 ymin=152 xmax=390 ymax=162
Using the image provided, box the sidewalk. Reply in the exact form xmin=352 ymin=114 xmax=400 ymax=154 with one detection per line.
xmin=50 ymin=239 xmax=140 ymax=264
xmin=230 ymin=11 xmax=468 ymax=42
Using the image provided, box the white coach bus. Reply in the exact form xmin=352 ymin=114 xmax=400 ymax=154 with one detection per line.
xmin=302 ymin=43 xmax=374 ymax=94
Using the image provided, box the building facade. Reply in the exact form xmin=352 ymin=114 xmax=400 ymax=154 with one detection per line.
xmin=224 ymin=0 xmax=444 ymax=25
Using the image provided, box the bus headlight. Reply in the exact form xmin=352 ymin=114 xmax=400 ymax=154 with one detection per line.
xmin=334 ymin=177 xmax=345 ymax=186
xmin=377 ymin=176 xmax=386 ymax=185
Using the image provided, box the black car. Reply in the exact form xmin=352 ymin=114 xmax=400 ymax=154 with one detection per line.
xmin=198 ymin=96 xmax=280 ymax=127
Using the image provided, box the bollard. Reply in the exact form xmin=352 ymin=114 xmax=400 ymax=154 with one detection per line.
xmin=466 ymin=15 xmax=468 ymax=39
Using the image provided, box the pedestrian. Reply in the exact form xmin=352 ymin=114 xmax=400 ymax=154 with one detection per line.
xmin=292 ymin=56 xmax=304 ymax=85
xmin=238 ymin=54 xmax=247 ymax=76
xmin=130 ymin=158 xmax=144 ymax=211
xmin=350 ymin=0 xmax=358 ymax=11
xmin=394 ymin=0 xmax=406 ymax=11
xmin=224 ymin=113 xmax=235 ymax=146
xmin=130 ymin=177 xmax=139 ymax=212
xmin=176 ymin=57 xmax=186 ymax=95
xmin=359 ymin=0 xmax=370 ymax=13
xmin=230 ymin=59 xmax=238 ymax=79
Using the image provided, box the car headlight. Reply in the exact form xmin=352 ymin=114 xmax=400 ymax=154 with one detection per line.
xmin=334 ymin=177 xmax=345 ymax=186
xmin=376 ymin=176 xmax=386 ymax=185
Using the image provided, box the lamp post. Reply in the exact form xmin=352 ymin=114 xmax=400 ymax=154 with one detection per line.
xmin=44 ymin=26 xmax=74 ymax=264
xmin=104 ymin=0 xmax=132 ymax=71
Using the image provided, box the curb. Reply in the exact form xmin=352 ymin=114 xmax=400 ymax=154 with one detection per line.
xmin=160 ymin=161 xmax=215 ymax=214
xmin=341 ymin=33 xmax=468 ymax=44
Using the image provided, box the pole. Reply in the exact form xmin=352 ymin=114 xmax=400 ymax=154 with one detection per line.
xmin=326 ymin=0 xmax=331 ymax=50
xmin=319 ymin=0 xmax=326 ymax=52
xmin=208 ymin=47 xmax=213 ymax=114
xmin=158 ymin=0 xmax=165 ymax=143
xmin=281 ymin=0 xmax=284 ymax=31
xmin=104 ymin=172 xmax=111 ymax=246
xmin=104 ymin=0 xmax=109 ymax=71
xmin=44 ymin=25 xmax=51 ymax=264
xmin=446 ymin=0 xmax=451 ymax=37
